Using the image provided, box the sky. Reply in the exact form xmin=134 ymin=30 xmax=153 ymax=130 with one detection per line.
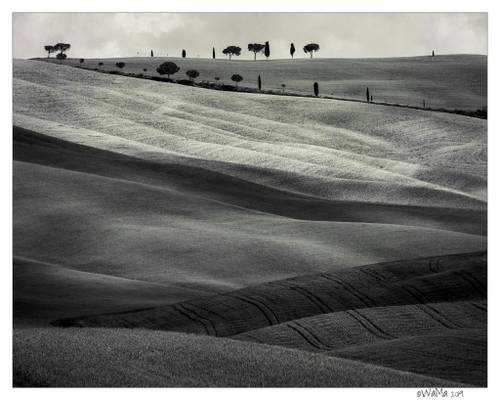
xmin=12 ymin=13 xmax=487 ymax=59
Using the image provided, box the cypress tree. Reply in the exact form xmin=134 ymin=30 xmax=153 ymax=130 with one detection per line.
xmin=213 ymin=47 xmax=215 ymax=59
xmin=182 ymin=49 xmax=186 ymax=58
xmin=366 ymin=87 xmax=370 ymax=102
xmin=258 ymin=75 xmax=262 ymax=91
xmin=290 ymin=43 xmax=295 ymax=59
xmin=313 ymin=82 xmax=319 ymax=97
xmin=264 ymin=41 xmax=270 ymax=59
xmin=151 ymin=49 xmax=154 ymax=57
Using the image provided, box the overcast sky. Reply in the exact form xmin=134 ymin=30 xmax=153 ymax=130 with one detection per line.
xmin=13 ymin=13 xmax=487 ymax=59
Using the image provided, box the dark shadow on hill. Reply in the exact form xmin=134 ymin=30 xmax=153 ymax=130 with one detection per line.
xmin=51 ymin=251 xmax=487 ymax=386
xmin=52 ymin=251 xmax=486 ymax=334
xmin=14 ymin=126 xmax=487 ymax=235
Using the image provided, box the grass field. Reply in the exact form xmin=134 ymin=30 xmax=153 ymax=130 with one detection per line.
xmin=13 ymin=58 xmax=487 ymax=386
xmin=13 ymin=328 xmax=463 ymax=387
xmin=54 ymin=252 xmax=486 ymax=334
xmin=42 ymin=54 xmax=487 ymax=110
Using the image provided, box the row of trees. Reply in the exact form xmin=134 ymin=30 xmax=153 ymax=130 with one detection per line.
xmin=45 ymin=41 xmax=327 ymax=62
xmin=79 ymin=59 xmax=377 ymax=104
xmin=154 ymin=61 xmax=244 ymax=86
xmin=153 ymin=61 xmax=322 ymax=96
xmin=146 ymin=42 xmax=319 ymax=60
xmin=112 ymin=61 xmax=373 ymax=100
xmin=46 ymin=43 xmax=435 ymax=62
xmin=221 ymin=42 xmax=319 ymax=60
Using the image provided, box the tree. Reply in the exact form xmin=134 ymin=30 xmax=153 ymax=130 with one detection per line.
xmin=281 ymin=84 xmax=286 ymax=93
xmin=44 ymin=45 xmax=55 ymax=58
xmin=182 ymin=49 xmax=186 ymax=58
xmin=56 ymin=53 xmax=67 ymax=60
xmin=143 ymin=68 xmax=148 ymax=72
xmin=290 ymin=43 xmax=295 ymax=59
xmin=156 ymin=61 xmax=180 ymax=78
xmin=432 ymin=50 xmax=435 ymax=57
xmin=231 ymin=74 xmax=243 ymax=87
xmin=264 ymin=41 xmax=270 ymax=59
xmin=303 ymin=43 xmax=320 ymax=59
xmin=258 ymin=75 xmax=262 ymax=91
xmin=116 ymin=62 xmax=125 ymax=69
xmin=98 ymin=62 xmax=103 ymax=66
xmin=151 ymin=49 xmax=154 ymax=57
xmin=79 ymin=58 xmax=84 ymax=64
xmin=54 ymin=43 xmax=71 ymax=57
xmin=186 ymin=69 xmax=200 ymax=81
xmin=213 ymin=47 xmax=216 ymax=59
xmin=366 ymin=87 xmax=370 ymax=102
xmin=248 ymin=43 xmax=265 ymax=60
xmin=222 ymin=46 xmax=241 ymax=60
xmin=313 ymin=82 xmax=319 ymax=97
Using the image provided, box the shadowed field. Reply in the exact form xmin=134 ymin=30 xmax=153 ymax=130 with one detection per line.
xmin=13 ymin=328 xmax=464 ymax=387
xmin=234 ymin=301 xmax=486 ymax=351
xmin=14 ymin=127 xmax=486 ymax=325
xmin=54 ymin=253 xmax=487 ymax=336
xmin=53 ymin=252 xmax=487 ymax=386
xmin=13 ymin=59 xmax=487 ymax=387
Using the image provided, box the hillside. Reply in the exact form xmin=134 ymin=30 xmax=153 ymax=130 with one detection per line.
xmin=14 ymin=59 xmax=486 ymax=322
xmin=45 ymin=54 xmax=487 ymax=110
xmin=13 ymin=327 xmax=462 ymax=387
xmin=54 ymin=252 xmax=486 ymax=336
xmin=13 ymin=59 xmax=487 ymax=386
xmin=53 ymin=252 xmax=487 ymax=386
xmin=14 ymin=60 xmax=486 ymax=209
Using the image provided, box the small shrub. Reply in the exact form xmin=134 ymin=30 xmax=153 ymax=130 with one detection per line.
xmin=98 ymin=62 xmax=103 ymax=66
xmin=186 ymin=69 xmax=200 ymax=81
xmin=116 ymin=62 xmax=125 ymax=69
xmin=151 ymin=76 xmax=173 ymax=83
xmin=177 ymin=79 xmax=194 ymax=86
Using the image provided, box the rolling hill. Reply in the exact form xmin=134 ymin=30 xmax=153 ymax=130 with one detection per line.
xmin=13 ymin=327 xmax=464 ymax=387
xmin=13 ymin=59 xmax=487 ymax=386
xmin=52 ymin=252 xmax=487 ymax=386
xmin=54 ymin=252 xmax=487 ymax=336
xmin=46 ymin=54 xmax=487 ymax=110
